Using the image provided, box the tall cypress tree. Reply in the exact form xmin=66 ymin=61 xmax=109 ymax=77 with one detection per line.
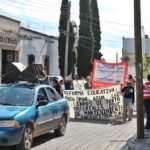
xmin=68 ymin=22 xmax=76 ymax=76
xmin=77 ymin=0 xmax=94 ymax=78
xmin=91 ymin=0 xmax=102 ymax=60
xmin=58 ymin=0 xmax=68 ymax=76
xmin=58 ymin=0 xmax=76 ymax=77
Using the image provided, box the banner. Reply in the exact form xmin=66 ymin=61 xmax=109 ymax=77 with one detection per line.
xmin=92 ymin=60 xmax=128 ymax=88
xmin=73 ymin=80 xmax=85 ymax=90
xmin=64 ymin=85 xmax=123 ymax=119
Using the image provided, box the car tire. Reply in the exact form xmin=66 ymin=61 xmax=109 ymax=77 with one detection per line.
xmin=54 ymin=115 xmax=66 ymax=136
xmin=16 ymin=125 xmax=33 ymax=150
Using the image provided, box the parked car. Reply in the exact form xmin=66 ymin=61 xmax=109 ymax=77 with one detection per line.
xmin=0 ymin=83 xmax=70 ymax=150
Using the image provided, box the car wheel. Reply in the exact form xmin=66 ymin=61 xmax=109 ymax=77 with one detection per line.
xmin=16 ymin=125 xmax=33 ymax=150
xmin=54 ymin=115 xmax=66 ymax=136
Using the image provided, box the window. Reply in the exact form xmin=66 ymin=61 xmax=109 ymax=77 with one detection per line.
xmin=0 ymin=36 xmax=3 ymax=42
xmin=0 ymin=87 xmax=34 ymax=106
xmin=37 ymin=88 xmax=48 ymax=102
xmin=3 ymin=37 xmax=17 ymax=45
xmin=46 ymin=87 xmax=58 ymax=102
xmin=28 ymin=54 xmax=35 ymax=65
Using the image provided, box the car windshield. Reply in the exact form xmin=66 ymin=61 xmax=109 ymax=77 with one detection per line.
xmin=0 ymin=87 xmax=34 ymax=106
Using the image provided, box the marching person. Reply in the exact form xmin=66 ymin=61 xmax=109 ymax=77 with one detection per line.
xmin=128 ymin=74 xmax=136 ymax=88
xmin=143 ymin=74 xmax=150 ymax=129
xmin=127 ymin=74 xmax=136 ymax=105
xmin=122 ymin=81 xmax=134 ymax=121
xmin=53 ymin=77 xmax=63 ymax=97
xmin=84 ymin=76 xmax=92 ymax=89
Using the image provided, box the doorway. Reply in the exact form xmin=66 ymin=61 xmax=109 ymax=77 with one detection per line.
xmin=2 ymin=50 xmax=15 ymax=83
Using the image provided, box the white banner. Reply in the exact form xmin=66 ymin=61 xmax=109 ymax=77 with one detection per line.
xmin=64 ymin=85 xmax=123 ymax=119
xmin=73 ymin=80 xmax=85 ymax=90
xmin=94 ymin=62 xmax=127 ymax=84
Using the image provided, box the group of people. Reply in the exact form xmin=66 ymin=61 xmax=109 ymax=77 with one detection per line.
xmin=52 ymin=75 xmax=92 ymax=97
xmin=52 ymin=73 xmax=150 ymax=129
xmin=122 ymin=73 xmax=150 ymax=129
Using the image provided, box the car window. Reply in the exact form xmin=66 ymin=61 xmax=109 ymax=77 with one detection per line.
xmin=0 ymin=87 xmax=34 ymax=106
xmin=37 ymin=88 xmax=48 ymax=102
xmin=46 ymin=87 xmax=60 ymax=101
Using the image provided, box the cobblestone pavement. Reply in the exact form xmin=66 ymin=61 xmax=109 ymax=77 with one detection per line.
xmin=31 ymin=118 xmax=137 ymax=150
xmin=0 ymin=117 xmax=138 ymax=150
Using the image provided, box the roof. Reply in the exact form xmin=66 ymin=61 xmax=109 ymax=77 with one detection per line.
xmin=20 ymin=27 xmax=58 ymax=40
xmin=0 ymin=15 xmax=20 ymax=23
xmin=0 ymin=83 xmax=52 ymax=89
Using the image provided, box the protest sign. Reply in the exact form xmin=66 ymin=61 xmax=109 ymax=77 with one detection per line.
xmin=92 ymin=59 xmax=128 ymax=88
xmin=64 ymin=85 xmax=123 ymax=119
xmin=73 ymin=80 xmax=85 ymax=90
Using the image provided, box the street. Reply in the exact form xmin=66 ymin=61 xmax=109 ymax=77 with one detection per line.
xmin=1 ymin=116 xmax=137 ymax=150
xmin=31 ymin=117 xmax=137 ymax=150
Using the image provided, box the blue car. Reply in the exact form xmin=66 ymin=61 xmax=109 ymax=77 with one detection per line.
xmin=0 ymin=83 xmax=70 ymax=150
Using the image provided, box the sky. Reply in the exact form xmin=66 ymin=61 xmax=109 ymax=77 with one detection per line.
xmin=0 ymin=0 xmax=150 ymax=62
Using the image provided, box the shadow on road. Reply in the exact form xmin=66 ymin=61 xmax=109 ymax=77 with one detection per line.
xmin=32 ymin=132 xmax=59 ymax=148
xmin=70 ymin=114 xmax=137 ymax=126
xmin=0 ymin=132 xmax=59 ymax=150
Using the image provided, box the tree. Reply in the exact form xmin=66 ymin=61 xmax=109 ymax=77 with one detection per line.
xmin=58 ymin=0 xmax=68 ymax=76
xmin=77 ymin=0 xmax=94 ymax=78
xmin=91 ymin=0 xmax=102 ymax=60
xmin=68 ymin=22 xmax=76 ymax=76
xmin=58 ymin=0 xmax=76 ymax=77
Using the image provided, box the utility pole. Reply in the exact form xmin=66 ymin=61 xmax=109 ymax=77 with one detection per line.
xmin=116 ymin=53 xmax=118 ymax=63
xmin=134 ymin=0 xmax=144 ymax=138
xmin=64 ymin=1 xmax=71 ymax=78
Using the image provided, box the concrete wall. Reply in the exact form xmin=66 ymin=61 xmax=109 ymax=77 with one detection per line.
xmin=0 ymin=15 xmax=20 ymax=33
xmin=122 ymin=38 xmax=150 ymax=54
xmin=122 ymin=37 xmax=150 ymax=75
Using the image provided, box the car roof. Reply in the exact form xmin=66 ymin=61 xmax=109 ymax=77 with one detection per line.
xmin=0 ymin=83 xmax=51 ymax=89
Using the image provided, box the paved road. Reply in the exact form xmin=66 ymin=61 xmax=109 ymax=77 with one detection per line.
xmin=0 ymin=117 xmax=137 ymax=150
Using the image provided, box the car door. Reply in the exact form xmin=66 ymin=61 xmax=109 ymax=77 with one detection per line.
xmin=45 ymin=87 xmax=63 ymax=128
xmin=34 ymin=87 xmax=53 ymax=135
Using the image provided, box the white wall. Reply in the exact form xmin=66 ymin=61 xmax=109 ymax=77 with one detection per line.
xmin=47 ymin=39 xmax=60 ymax=75
xmin=123 ymin=38 xmax=150 ymax=54
xmin=19 ymin=28 xmax=60 ymax=76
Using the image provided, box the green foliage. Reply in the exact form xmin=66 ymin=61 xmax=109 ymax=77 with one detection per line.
xmin=58 ymin=0 xmax=76 ymax=77
xmin=91 ymin=0 xmax=102 ymax=60
xmin=68 ymin=22 xmax=76 ymax=75
xmin=58 ymin=0 xmax=68 ymax=76
xmin=77 ymin=0 xmax=94 ymax=78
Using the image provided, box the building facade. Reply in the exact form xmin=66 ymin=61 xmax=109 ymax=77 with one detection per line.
xmin=0 ymin=15 xmax=20 ymax=83
xmin=19 ymin=27 xmax=60 ymax=76
xmin=122 ymin=29 xmax=150 ymax=78
xmin=0 ymin=15 xmax=60 ymax=83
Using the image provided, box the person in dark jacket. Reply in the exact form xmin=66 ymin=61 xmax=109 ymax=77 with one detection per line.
xmin=122 ymin=81 xmax=134 ymax=121
xmin=53 ymin=77 xmax=63 ymax=97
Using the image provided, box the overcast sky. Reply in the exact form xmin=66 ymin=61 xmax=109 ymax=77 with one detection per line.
xmin=0 ymin=0 xmax=149 ymax=62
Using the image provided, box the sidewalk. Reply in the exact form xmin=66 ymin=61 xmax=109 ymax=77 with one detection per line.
xmin=125 ymin=129 xmax=150 ymax=150
xmin=122 ymin=110 xmax=150 ymax=150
